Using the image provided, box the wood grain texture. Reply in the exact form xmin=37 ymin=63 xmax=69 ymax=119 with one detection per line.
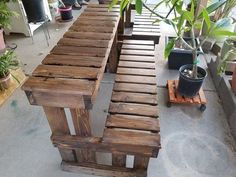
xmin=33 ymin=65 xmax=99 ymax=80
xmin=112 ymin=153 xmax=126 ymax=167
xmin=70 ymin=25 xmax=114 ymax=33
xmin=80 ymin=12 xmax=119 ymax=17
xmin=42 ymin=54 xmax=104 ymax=68
xmin=113 ymin=83 xmax=157 ymax=94
xmin=111 ymin=91 xmax=158 ymax=105
xmin=74 ymin=19 xmax=116 ymax=27
xmin=58 ymin=38 xmax=109 ymax=48
xmin=122 ymin=44 xmax=154 ymax=50
xmin=119 ymin=55 xmax=155 ymax=63
xmin=117 ymin=68 xmax=156 ymax=76
xmin=123 ymin=40 xmax=154 ymax=45
xmin=134 ymin=156 xmax=149 ymax=169
xmin=121 ymin=49 xmax=155 ymax=56
xmin=115 ymin=75 xmax=156 ymax=85
xmin=64 ymin=31 xmax=112 ymax=40
xmin=106 ymin=114 xmax=160 ymax=132
xmin=109 ymin=102 xmax=159 ymax=117
xmin=119 ymin=61 xmax=155 ymax=69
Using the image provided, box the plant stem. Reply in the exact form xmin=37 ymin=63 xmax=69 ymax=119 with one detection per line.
xmin=143 ymin=3 xmax=165 ymax=19
xmin=191 ymin=27 xmax=198 ymax=79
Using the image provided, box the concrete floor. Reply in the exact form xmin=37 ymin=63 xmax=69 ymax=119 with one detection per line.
xmin=1 ymin=2 xmax=236 ymax=177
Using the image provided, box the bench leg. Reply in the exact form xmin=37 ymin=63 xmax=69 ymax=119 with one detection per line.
xmin=70 ymin=108 xmax=96 ymax=163
xmin=43 ymin=106 xmax=76 ymax=162
xmin=134 ymin=156 xmax=150 ymax=169
xmin=112 ymin=153 xmax=126 ymax=167
xmin=109 ymin=33 xmax=118 ymax=73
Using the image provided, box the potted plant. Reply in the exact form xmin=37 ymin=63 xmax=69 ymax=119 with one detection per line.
xmin=0 ymin=49 xmax=20 ymax=90
xmin=111 ymin=0 xmax=236 ymax=97
xmin=0 ymin=0 xmax=17 ymax=51
xmin=58 ymin=0 xmax=73 ymax=21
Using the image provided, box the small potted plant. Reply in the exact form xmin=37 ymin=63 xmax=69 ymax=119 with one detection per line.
xmin=0 ymin=0 xmax=17 ymax=51
xmin=58 ymin=0 xmax=73 ymax=21
xmin=0 ymin=50 xmax=20 ymax=90
xmin=111 ymin=0 xmax=236 ymax=97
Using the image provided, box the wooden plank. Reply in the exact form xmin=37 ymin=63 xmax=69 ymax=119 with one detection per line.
xmin=133 ymin=24 xmax=160 ymax=29
xmin=121 ymin=49 xmax=154 ymax=56
xmin=51 ymin=45 xmax=107 ymax=57
xmin=33 ymin=65 xmax=99 ymax=80
xmin=22 ymin=77 xmax=95 ymax=95
xmin=70 ymin=109 xmax=96 ymax=163
xmin=199 ymin=88 xmax=207 ymax=104
xmin=42 ymin=54 xmax=104 ymax=68
xmin=87 ymin=4 xmax=120 ymax=8
xmin=109 ymin=102 xmax=159 ymax=117
xmin=58 ymin=38 xmax=109 ymax=48
xmin=123 ymin=40 xmax=154 ymax=45
xmin=103 ymin=128 xmax=160 ymax=147
xmin=133 ymin=28 xmax=160 ymax=32
xmin=111 ymin=91 xmax=158 ymax=105
xmin=122 ymin=44 xmax=154 ymax=50
xmin=1 ymin=69 xmax=26 ymax=107
xmin=115 ymin=75 xmax=156 ymax=85
xmin=64 ymin=31 xmax=112 ymax=40
xmin=114 ymin=83 xmax=157 ymax=94
xmin=119 ymin=55 xmax=155 ymax=63
xmin=134 ymin=21 xmax=160 ymax=25
xmin=52 ymin=135 xmax=159 ymax=157
xmin=70 ymin=25 xmax=114 ymax=33
xmin=84 ymin=7 xmax=120 ymax=12
xmin=134 ymin=156 xmax=149 ymax=169
xmin=117 ymin=68 xmax=156 ymax=76
xmin=43 ymin=107 xmax=75 ymax=162
xmin=79 ymin=15 xmax=118 ymax=21
xmin=119 ymin=61 xmax=155 ymax=69
xmin=108 ymin=33 xmax=118 ymax=73
xmin=74 ymin=19 xmax=116 ymax=27
xmin=132 ymin=31 xmax=161 ymax=36
xmin=134 ymin=18 xmax=157 ymax=22
xmin=112 ymin=153 xmax=126 ymax=167
xmin=106 ymin=114 xmax=160 ymax=132
xmin=81 ymin=12 xmax=119 ymax=17
xmin=61 ymin=161 xmax=147 ymax=177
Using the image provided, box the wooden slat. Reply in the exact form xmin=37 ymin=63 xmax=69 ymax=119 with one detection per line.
xmin=121 ymin=49 xmax=154 ymax=56
xmin=117 ymin=68 xmax=156 ymax=76
xmin=58 ymin=38 xmax=109 ymax=48
xmin=22 ymin=77 xmax=95 ymax=95
xmin=64 ymin=31 xmax=112 ymax=40
xmin=111 ymin=91 xmax=157 ymax=105
xmin=51 ymin=46 xmax=107 ymax=57
xmin=79 ymin=15 xmax=118 ymax=21
xmin=133 ymin=28 xmax=160 ymax=32
xmin=87 ymin=4 xmax=120 ymax=8
xmin=109 ymin=102 xmax=159 ymax=117
xmin=134 ymin=18 xmax=157 ymax=22
xmin=134 ymin=156 xmax=149 ymax=169
xmin=122 ymin=44 xmax=154 ymax=50
xmin=115 ymin=75 xmax=156 ymax=85
xmin=133 ymin=25 xmax=160 ymax=29
xmin=114 ymin=83 xmax=157 ymax=94
xmin=132 ymin=31 xmax=161 ymax=36
xmin=42 ymin=54 xmax=104 ymax=68
xmin=103 ymin=128 xmax=160 ymax=147
xmin=119 ymin=61 xmax=155 ymax=69
xmin=119 ymin=55 xmax=155 ymax=63
xmin=82 ymin=12 xmax=119 ymax=17
xmin=74 ymin=19 xmax=116 ymax=27
xmin=106 ymin=114 xmax=160 ymax=132
xmin=32 ymin=65 xmax=99 ymax=80
xmin=123 ymin=40 xmax=154 ymax=45
xmin=112 ymin=153 xmax=126 ymax=167
xmin=134 ymin=21 xmax=159 ymax=25
xmin=84 ymin=8 xmax=120 ymax=12
xmin=199 ymin=89 xmax=207 ymax=104
xmin=70 ymin=25 xmax=114 ymax=33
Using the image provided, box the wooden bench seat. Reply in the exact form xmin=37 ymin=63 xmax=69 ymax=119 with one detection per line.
xmin=102 ymin=40 xmax=160 ymax=174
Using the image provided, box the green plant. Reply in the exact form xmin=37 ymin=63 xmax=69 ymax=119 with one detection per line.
xmin=0 ymin=0 xmax=18 ymax=29
xmin=0 ymin=50 xmax=20 ymax=78
xmin=214 ymin=0 xmax=236 ymax=20
xmin=111 ymin=0 xmax=236 ymax=79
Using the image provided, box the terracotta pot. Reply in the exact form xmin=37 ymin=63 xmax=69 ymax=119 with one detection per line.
xmin=0 ymin=72 xmax=11 ymax=90
xmin=232 ymin=67 xmax=236 ymax=93
xmin=0 ymin=28 xmax=6 ymax=51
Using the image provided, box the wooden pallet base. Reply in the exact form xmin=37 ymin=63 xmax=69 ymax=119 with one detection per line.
xmin=61 ymin=161 xmax=147 ymax=177
xmin=167 ymin=80 xmax=207 ymax=111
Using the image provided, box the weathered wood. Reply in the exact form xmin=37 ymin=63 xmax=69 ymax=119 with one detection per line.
xmin=119 ymin=61 xmax=155 ymax=69
xmin=122 ymin=44 xmax=154 ymax=50
xmin=134 ymin=156 xmax=150 ymax=169
xmin=74 ymin=19 xmax=116 ymax=27
xmin=33 ymin=65 xmax=99 ymax=80
xmin=58 ymin=38 xmax=109 ymax=48
xmin=43 ymin=107 xmax=75 ymax=162
xmin=123 ymin=40 xmax=154 ymax=45
xmin=51 ymin=135 xmax=159 ymax=157
xmin=61 ymin=161 xmax=147 ymax=177
xmin=109 ymin=102 xmax=159 ymax=117
xmin=114 ymin=83 xmax=157 ymax=94
xmin=70 ymin=109 xmax=96 ymax=163
xmin=125 ymin=5 xmax=132 ymax=27
xmin=112 ymin=153 xmax=126 ymax=167
xmin=106 ymin=114 xmax=160 ymax=132
xmin=84 ymin=7 xmax=120 ymax=13
xmin=70 ymin=25 xmax=114 ymax=33
xmin=117 ymin=68 xmax=156 ymax=76
xmin=64 ymin=31 xmax=112 ymax=40
xmin=108 ymin=33 xmax=118 ymax=73
xmin=119 ymin=55 xmax=155 ymax=63
xmin=42 ymin=54 xmax=104 ymax=68
xmin=121 ymin=49 xmax=154 ymax=56
xmin=133 ymin=24 xmax=160 ymax=29
xmin=111 ymin=91 xmax=158 ymax=105
xmin=115 ymin=75 xmax=156 ymax=85
xmin=82 ymin=11 xmax=120 ymax=17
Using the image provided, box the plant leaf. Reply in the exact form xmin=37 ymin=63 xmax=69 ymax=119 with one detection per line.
xmin=109 ymin=0 xmax=119 ymax=10
xmin=135 ymin=0 xmax=143 ymax=14
xmin=202 ymin=8 xmax=211 ymax=30
xmin=164 ymin=38 xmax=176 ymax=58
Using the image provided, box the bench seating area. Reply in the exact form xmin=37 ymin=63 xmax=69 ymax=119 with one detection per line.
xmin=103 ymin=39 xmax=160 ymax=173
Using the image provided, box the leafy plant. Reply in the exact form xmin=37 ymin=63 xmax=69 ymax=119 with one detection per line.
xmin=0 ymin=50 xmax=20 ymax=78
xmin=213 ymin=0 xmax=236 ymax=21
xmin=0 ymin=0 xmax=18 ymax=29
xmin=111 ymin=0 xmax=236 ymax=79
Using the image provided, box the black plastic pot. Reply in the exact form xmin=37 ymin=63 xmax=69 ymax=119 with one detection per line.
xmin=59 ymin=6 xmax=73 ymax=21
xmin=166 ymin=37 xmax=203 ymax=70
xmin=177 ymin=64 xmax=207 ymax=97
xmin=22 ymin=0 xmax=46 ymax=23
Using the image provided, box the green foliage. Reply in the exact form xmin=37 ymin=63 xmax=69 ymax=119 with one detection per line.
xmin=0 ymin=50 xmax=19 ymax=78
xmin=0 ymin=0 xmax=18 ymax=29
xmin=165 ymin=38 xmax=176 ymax=58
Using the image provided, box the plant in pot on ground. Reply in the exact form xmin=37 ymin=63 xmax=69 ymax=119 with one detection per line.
xmin=0 ymin=0 xmax=17 ymax=51
xmin=111 ymin=0 xmax=236 ymax=97
xmin=58 ymin=0 xmax=73 ymax=21
xmin=0 ymin=49 xmax=20 ymax=90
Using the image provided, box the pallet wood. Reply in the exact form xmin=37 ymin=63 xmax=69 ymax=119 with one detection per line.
xmin=167 ymin=80 xmax=207 ymax=105
xmin=117 ymin=67 xmax=156 ymax=76
xmin=114 ymin=83 xmax=157 ymax=94
xmin=115 ymin=75 xmax=156 ymax=85
xmin=0 ymin=69 xmax=26 ymax=107
xmin=64 ymin=31 xmax=113 ymax=40
xmin=74 ymin=19 xmax=116 ymax=27
xmin=121 ymin=49 xmax=154 ymax=56
xmin=118 ymin=61 xmax=155 ymax=69
xmin=70 ymin=25 xmax=114 ymax=33
xmin=119 ymin=55 xmax=155 ymax=63
xmin=123 ymin=40 xmax=154 ymax=45
xmin=122 ymin=44 xmax=154 ymax=50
